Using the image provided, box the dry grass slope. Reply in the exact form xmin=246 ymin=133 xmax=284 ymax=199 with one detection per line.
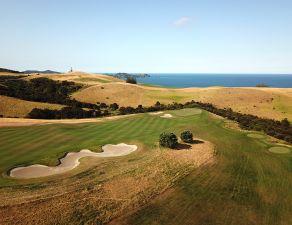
xmin=25 ymin=71 xmax=121 ymax=86
xmin=73 ymin=83 xmax=292 ymax=120
xmin=0 ymin=96 xmax=63 ymax=118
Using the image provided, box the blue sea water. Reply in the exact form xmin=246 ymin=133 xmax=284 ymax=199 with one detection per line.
xmin=134 ymin=74 xmax=292 ymax=88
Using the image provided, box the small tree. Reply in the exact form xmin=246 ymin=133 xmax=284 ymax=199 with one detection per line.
xmin=281 ymin=118 xmax=290 ymax=128
xmin=100 ymin=103 xmax=108 ymax=108
xmin=159 ymin=132 xmax=178 ymax=149
xmin=110 ymin=103 xmax=119 ymax=110
xmin=126 ymin=76 xmax=137 ymax=84
xmin=180 ymin=130 xmax=193 ymax=143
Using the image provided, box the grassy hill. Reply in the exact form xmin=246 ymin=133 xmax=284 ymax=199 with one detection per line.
xmin=0 ymin=95 xmax=63 ymax=118
xmin=0 ymin=68 xmax=22 ymax=73
xmin=25 ymin=71 xmax=121 ymax=85
xmin=72 ymin=82 xmax=292 ymax=121
xmin=0 ymin=71 xmax=121 ymax=117
xmin=0 ymin=71 xmax=291 ymax=121
xmin=1 ymin=71 xmax=291 ymax=120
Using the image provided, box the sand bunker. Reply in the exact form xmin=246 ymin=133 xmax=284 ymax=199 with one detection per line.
xmin=269 ymin=146 xmax=290 ymax=154
xmin=160 ymin=113 xmax=173 ymax=118
xmin=149 ymin=111 xmax=164 ymax=115
xmin=247 ymin=133 xmax=265 ymax=139
xmin=9 ymin=143 xmax=137 ymax=179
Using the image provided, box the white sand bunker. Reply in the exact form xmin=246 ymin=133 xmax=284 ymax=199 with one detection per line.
xmin=269 ymin=146 xmax=290 ymax=154
xmin=9 ymin=143 xmax=137 ymax=179
xmin=149 ymin=111 xmax=164 ymax=115
xmin=160 ymin=113 xmax=173 ymax=118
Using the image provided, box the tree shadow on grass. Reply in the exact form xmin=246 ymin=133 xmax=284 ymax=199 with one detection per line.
xmin=175 ymin=140 xmax=205 ymax=150
xmin=191 ymin=139 xmax=204 ymax=144
xmin=175 ymin=143 xmax=192 ymax=150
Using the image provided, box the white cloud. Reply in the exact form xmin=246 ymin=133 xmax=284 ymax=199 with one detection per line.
xmin=173 ymin=17 xmax=191 ymax=26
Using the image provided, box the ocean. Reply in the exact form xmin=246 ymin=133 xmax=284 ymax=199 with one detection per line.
xmin=133 ymin=74 xmax=292 ymax=88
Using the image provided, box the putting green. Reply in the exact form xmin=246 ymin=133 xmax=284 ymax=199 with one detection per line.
xmin=171 ymin=108 xmax=202 ymax=116
xmin=269 ymin=146 xmax=291 ymax=154
xmin=247 ymin=133 xmax=265 ymax=139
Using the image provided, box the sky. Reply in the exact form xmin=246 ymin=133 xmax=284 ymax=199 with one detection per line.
xmin=0 ymin=0 xmax=292 ymax=73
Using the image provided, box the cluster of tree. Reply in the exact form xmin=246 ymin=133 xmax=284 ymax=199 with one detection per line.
xmin=0 ymin=77 xmax=117 ymax=110
xmin=256 ymin=83 xmax=269 ymax=87
xmin=27 ymin=106 xmax=110 ymax=119
xmin=159 ymin=130 xmax=194 ymax=149
xmin=114 ymin=73 xmax=150 ymax=79
xmin=193 ymin=101 xmax=292 ymax=143
xmin=22 ymin=70 xmax=60 ymax=74
xmin=27 ymin=102 xmax=119 ymax=119
xmin=0 ymin=77 xmax=81 ymax=104
xmin=126 ymin=76 xmax=137 ymax=84
xmin=0 ymin=75 xmax=27 ymax=81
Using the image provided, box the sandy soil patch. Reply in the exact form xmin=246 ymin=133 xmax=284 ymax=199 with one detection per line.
xmin=9 ymin=143 xmax=137 ymax=179
xmin=269 ymin=146 xmax=290 ymax=154
xmin=149 ymin=111 xmax=163 ymax=115
xmin=163 ymin=139 xmax=214 ymax=170
xmin=247 ymin=133 xmax=265 ymax=139
xmin=160 ymin=113 xmax=173 ymax=118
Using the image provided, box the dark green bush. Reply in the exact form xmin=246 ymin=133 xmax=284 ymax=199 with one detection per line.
xmin=159 ymin=132 xmax=178 ymax=149
xmin=180 ymin=130 xmax=193 ymax=143
xmin=126 ymin=76 xmax=137 ymax=84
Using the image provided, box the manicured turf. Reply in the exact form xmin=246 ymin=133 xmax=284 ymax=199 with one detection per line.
xmin=171 ymin=108 xmax=202 ymax=116
xmin=269 ymin=146 xmax=291 ymax=154
xmin=0 ymin=109 xmax=291 ymax=225
xmin=247 ymin=133 xmax=266 ymax=139
xmin=0 ymin=111 xmax=203 ymax=185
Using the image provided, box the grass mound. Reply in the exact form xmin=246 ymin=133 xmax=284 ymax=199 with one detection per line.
xmin=269 ymin=146 xmax=291 ymax=154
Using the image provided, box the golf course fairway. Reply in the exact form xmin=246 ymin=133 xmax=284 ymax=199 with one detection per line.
xmin=0 ymin=108 xmax=291 ymax=225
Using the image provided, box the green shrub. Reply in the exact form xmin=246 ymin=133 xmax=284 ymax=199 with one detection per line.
xmin=180 ymin=130 xmax=193 ymax=143
xmin=159 ymin=132 xmax=178 ymax=149
xmin=126 ymin=76 xmax=137 ymax=84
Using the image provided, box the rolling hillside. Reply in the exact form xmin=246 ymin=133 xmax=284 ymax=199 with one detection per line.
xmin=72 ymin=82 xmax=292 ymax=121
xmin=1 ymin=71 xmax=291 ymax=120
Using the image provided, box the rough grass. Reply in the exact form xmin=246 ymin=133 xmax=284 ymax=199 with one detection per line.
xmin=110 ymin=114 xmax=292 ymax=225
xmin=0 ymin=109 xmax=291 ymax=225
xmin=25 ymin=71 xmax=121 ymax=86
xmin=0 ymin=95 xmax=64 ymax=117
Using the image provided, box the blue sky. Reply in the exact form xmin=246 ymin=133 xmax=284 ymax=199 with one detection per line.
xmin=1 ymin=0 xmax=292 ymax=73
